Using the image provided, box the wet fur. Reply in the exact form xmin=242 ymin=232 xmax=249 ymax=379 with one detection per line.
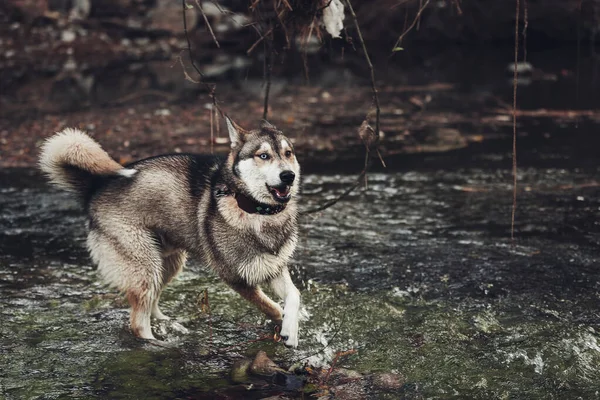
xmin=39 ymin=121 xmax=302 ymax=347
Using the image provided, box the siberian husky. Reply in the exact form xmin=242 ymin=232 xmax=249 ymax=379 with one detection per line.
xmin=39 ymin=118 xmax=302 ymax=347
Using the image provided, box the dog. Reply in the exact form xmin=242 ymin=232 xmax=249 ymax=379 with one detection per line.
xmin=38 ymin=117 xmax=302 ymax=347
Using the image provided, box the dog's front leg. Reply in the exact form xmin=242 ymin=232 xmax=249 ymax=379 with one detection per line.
xmin=270 ymin=267 xmax=301 ymax=348
xmin=231 ymin=283 xmax=283 ymax=323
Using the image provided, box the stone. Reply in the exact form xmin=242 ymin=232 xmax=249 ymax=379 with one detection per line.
xmin=230 ymin=358 xmax=252 ymax=383
xmin=250 ymin=350 xmax=284 ymax=376
xmin=372 ymin=372 xmax=405 ymax=391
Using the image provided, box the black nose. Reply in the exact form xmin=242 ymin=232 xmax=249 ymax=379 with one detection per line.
xmin=280 ymin=170 xmax=295 ymax=185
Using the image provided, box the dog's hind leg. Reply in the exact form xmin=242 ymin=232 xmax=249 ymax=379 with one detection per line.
xmin=230 ymin=283 xmax=283 ymax=323
xmin=88 ymin=229 xmax=163 ymax=340
xmin=270 ymin=267 xmax=301 ymax=348
xmin=152 ymin=250 xmax=187 ymax=320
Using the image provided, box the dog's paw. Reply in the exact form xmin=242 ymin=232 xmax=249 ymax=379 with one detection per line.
xmin=280 ymin=312 xmax=299 ymax=348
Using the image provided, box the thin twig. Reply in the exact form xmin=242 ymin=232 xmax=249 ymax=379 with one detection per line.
xmin=301 ymin=169 xmax=367 ymax=215
xmin=317 ymin=0 xmax=334 ymax=13
xmin=263 ymin=30 xmax=273 ymax=120
xmin=302 ymin=19 xmax=317 ymax=82
xmin=346 ymin=0 xmax=380 ymax=138
xmin=392 ymin=0 xmax=431 ymax=50
xmin=302 ymin=0 xmax=383 ymax=214
xmin=176 ymin=52 xmax=200 ymax=84
xmin=181 ymin=0 xmax=223 ymax=116
xmin=195 ymin=0 xmax=220 ymax=48
xmin=182 ymin=0 xmax=209 ymax=86
xmin=511 ymin=0 xmax=520 ymax=242
xmin=275 ymin=0 xmax=291 ymax=49
xmin=301 ymin=0 xmax=383 ymax=215
xmin=247 ymin=26 xmax=275 ymax=54
xmin=280 ymin=0 xmax=293 ymax=11
xmin=323 ymin=349 xmax=357 ymax=384
xmin=416 ymin=0 xmax=423 ymax=30
xmin=453 ymin=0 xmax=463 ymax=15
xmin=208 ymin=0 xmax=264 ymax=55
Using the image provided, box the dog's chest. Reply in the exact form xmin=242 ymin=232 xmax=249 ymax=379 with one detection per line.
xmin=237 ymin=236 xmax=296 ymax=286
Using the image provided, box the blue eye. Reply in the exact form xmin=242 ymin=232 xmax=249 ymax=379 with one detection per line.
xmin=259 ymin=153 xmax=270 ymax=160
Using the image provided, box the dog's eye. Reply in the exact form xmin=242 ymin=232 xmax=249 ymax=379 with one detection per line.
xmin=258 ymin=153 xmax=270 ymax=160
xmin=285 ymin=150 xmax=292 ymax=157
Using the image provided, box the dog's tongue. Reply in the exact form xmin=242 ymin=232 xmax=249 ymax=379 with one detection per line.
xmin=273 ymin=186 xmax=290 ymax=197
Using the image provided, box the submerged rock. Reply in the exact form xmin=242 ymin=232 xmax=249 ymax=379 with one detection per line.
xmin=250 ymin=350 xmax=285 ymax=376
xmin=231 ymin=351 xmax=286 ymax=383
xmin=371 ymin=372 xmax=405 ymax=391
xmin=230 ymin=358 xmax=252 ymax=383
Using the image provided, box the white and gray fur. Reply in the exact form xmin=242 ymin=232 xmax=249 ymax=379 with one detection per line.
xmin=38 ymin=119 xmax=302 ymax=347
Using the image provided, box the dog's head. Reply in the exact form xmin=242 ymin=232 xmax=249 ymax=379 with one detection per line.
xmin=226 ymin=117 xmax=300 ymax=206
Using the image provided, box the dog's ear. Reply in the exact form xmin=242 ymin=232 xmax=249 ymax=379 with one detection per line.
xmin=225 ymin=116 xmax=247 ymax=147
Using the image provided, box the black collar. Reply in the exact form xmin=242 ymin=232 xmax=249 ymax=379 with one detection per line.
xmin=214 ymin=184 xmax=286 ymax=215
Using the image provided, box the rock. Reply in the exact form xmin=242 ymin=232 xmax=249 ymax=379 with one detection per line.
xmin=250 ymin=350 xmax=284 ymax=376
xmin=230 ymin=358 xmax=252 ymax=383
xmin=372 ymin=372 xmax=404 ymax=391
xmin=332 ymin=368 xmax=363 ymax=380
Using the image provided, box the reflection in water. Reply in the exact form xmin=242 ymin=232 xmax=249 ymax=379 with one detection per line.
xmin=1 ymin=164 xmax=600 ymax=398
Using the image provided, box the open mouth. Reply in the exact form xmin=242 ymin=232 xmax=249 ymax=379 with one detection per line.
xmin=267 ymin=184 xmax=291 ymax=203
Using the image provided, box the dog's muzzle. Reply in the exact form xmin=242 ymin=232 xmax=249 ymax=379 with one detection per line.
xmin=279 ymin=170 xmax=295 ymax=185
xmin=268 ymin=183 xmax=292 ymax=203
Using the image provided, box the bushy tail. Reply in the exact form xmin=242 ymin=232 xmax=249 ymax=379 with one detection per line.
xmin=39 ymin=128 xmax=137 ymax=195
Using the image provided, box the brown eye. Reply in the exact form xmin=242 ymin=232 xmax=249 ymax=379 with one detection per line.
xmin=285 ymin=150 xmax=292 ymax=157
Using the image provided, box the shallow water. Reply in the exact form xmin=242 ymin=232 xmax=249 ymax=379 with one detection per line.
xmin=2 ymin=44 xmax=600 ymax=397
xmin=1 ymin=153 xmax=600 ymax=399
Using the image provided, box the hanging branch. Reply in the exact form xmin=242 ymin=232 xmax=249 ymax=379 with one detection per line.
xmin=392 ymin=0 xmax=431 ymax=51
xmin=347 ymin=0 xmax=380 ymax=138
xmin=247 ymin=26 xmax=275 ymax=54
xmin=511 ymin=0 xmax=520 ymax=242
xmin=263 ymin=28 xmax=274 ymax=120
xmin=194 ymin=0 xmax=220 ymax=48
xmin=181 ymin=0 xmax=223 ymax=117
xmin=301 ymin=0 xmax=383 ymax=216
xmin=302 ymin=169 xmax=368 ymax=215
